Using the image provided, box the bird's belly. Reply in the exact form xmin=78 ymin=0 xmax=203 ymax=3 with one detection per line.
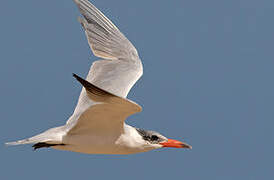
xmin=55 ymin=134 xmax=146 ymax=154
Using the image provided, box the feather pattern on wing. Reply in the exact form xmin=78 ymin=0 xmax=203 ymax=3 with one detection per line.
xmin=74 ymin=0 xmax=139 ymax=61
xmin=66 ymin=0 xmax=143 ymax=133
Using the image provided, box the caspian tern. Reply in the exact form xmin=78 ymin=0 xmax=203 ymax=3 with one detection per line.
xmin=6 ymin=0 xmax=191 ymax=154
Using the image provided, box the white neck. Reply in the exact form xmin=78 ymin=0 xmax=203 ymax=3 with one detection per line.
xmin=114 ymin=124 xmax=161 ymax=154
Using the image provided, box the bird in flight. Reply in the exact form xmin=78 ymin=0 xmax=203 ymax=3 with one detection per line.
xmin=6 ymin=0 xmax=191 ymax=154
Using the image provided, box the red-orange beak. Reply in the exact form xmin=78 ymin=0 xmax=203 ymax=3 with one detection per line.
xmin=160 ymin=139 xmax=192 ymax=149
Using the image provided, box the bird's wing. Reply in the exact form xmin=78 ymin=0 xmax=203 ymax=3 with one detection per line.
xmin=67 ymin=74 xmax=142 ymax=135
xmin=74 ymin=0 xmax=140 ymax=61
xmin=74 ymin=0 xmax=143 ymax=97
xmin=67 ymin=0 xmax=143 ymax=130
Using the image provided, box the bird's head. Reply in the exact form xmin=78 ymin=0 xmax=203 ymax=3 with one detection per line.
xmin=136 ymin=128 xmax=192 ymax=150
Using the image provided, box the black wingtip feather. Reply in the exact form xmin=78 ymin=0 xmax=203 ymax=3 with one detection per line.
xmin=72 ymin=73 xmax=78 ymax=78
xmin=32 ymin=143 xmax=65 ymax=151
xmin=73 ymin=73 xmax=85 ymax=83
xmin=73 ymin=73 xmax=87 ymax=87
xmin=72 ymin=73 xmax=114 ymax=97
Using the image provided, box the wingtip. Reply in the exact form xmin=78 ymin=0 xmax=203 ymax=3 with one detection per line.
xmin=73 ymin=73 xmax=81 ymax=78
xmin=72 ymin=73 xmax=82 ymax=82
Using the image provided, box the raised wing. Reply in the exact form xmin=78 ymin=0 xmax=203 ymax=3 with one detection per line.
xmin=72 ymin=0 xmax=143 ymax=115
xmin=68 ymin=0 xmax=143 ymax=129
xmin=67 ymin=74 xmax=142 ymax=135
xmin=74 ymin=0 xmax=139 ymax=61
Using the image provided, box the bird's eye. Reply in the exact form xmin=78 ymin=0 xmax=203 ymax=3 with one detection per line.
xmin=151 ymin=135 xmax=159 ymax=141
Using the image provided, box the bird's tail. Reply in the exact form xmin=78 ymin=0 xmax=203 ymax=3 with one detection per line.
xmin=5 ymin=126 xmax=65 ymax=149
xmin=5 ymin=138 xmax=34 ymax=146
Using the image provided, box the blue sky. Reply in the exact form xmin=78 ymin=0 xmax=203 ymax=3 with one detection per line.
xmin=1 ymin=0 xmax=273 ymax=179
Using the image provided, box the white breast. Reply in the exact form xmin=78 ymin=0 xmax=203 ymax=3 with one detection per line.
xmin=54 ymin=124 xmax=156 ymax=154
